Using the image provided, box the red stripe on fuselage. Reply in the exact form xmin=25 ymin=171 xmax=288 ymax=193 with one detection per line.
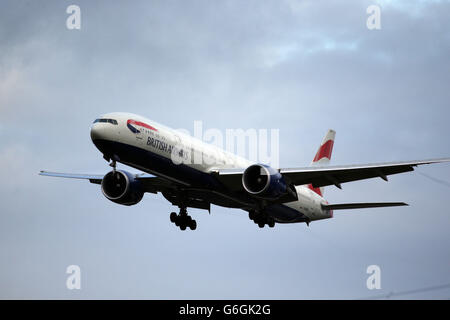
xmin=313 ymin=139 xmax=334 ymax=162
xmin=127 ymin=119 xmax=158 ymax=131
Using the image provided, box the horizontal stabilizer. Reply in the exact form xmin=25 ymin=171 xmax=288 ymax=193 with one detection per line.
xmin=322 ymin=202 xmax=408 ymax=210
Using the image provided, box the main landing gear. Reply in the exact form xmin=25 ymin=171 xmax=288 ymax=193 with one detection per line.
xmin=248 ymin=210 xmax=275 ymax=228
xmin=170 ymin=207 xmax=197 ymax=231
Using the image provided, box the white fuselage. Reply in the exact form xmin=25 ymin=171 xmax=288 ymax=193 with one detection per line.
xmin=90 ymin=112 xmax=332 ymax=222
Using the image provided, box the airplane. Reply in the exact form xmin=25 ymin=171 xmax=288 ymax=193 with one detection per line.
xmin=40 ymin=112 xmax=450 ymax=231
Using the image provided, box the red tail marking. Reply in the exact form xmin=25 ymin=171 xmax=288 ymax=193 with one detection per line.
xmin=313 ymin=139 xmax=334 ymax=162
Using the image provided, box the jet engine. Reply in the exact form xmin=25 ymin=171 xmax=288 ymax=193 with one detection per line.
xmin=242 ymin=164 xmax=287 ymax=199
xmin=101 ymin=170 xmax=144 ymax=206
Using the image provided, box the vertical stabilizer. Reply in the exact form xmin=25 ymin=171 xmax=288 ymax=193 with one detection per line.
xmin=307 ymin=129 xmax=335 ymax=196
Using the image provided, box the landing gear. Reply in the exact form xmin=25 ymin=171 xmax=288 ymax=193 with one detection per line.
xmin=106 ymin=155 xmax=119 ymax=173
xmin=249 ymin=210 xmax=276 ymax=229
xmin=109 ymin=159 xmax=117 ymax=173
xmin=170 ymin=207 xmax=197 ymax=231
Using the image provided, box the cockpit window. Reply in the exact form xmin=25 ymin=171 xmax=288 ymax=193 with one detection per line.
xmin=93 ymin=118 xmax=118 ymax=125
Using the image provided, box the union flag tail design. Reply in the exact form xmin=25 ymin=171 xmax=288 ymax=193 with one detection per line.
xmin=308 ymin=129 xmax=335 ymax=196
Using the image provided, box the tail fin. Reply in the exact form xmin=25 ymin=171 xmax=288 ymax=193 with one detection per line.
xmin=308 ymin=129 xmax=336 ymax=197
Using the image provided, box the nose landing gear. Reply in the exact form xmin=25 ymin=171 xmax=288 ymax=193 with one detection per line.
xmin=170 ymin=207 xmax=197 ymax=231
xmin=109 ymin=160 xmax=117 ymax=173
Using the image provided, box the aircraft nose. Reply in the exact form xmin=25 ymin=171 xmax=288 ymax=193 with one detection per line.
xmin=90 ymin=123 xmax=104 ymax=141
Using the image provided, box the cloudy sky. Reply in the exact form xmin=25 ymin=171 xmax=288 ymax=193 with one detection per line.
xmin=1 ymin=0 xmax=449 ymax=299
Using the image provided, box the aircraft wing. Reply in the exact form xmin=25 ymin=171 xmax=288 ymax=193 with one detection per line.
xmin=39 ymin=170 xmax=246 ymax=210
xmin=216 ymin=158 xmax=450 ymax=190
xmin=39 ymin=171 xmax=104 ymax=184
xmin=39 ymin=170 xmax=172 ymax=193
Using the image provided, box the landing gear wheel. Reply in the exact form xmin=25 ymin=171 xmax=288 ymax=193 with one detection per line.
xmin=258 ymin=222 xmax=265 ymax=228
xmin=252 ymin=212 xmax=262 ymax=224
xmin=170 ymin=206 xmax=197 ymax=231
xmin=268 ymin=219 xmax=275 ymax=228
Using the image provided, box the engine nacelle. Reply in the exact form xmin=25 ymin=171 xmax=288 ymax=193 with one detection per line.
xmin=242 ymin=164 xmax=287 ymax=199
xmin=101 ymin=170 xmax=144 ymax=206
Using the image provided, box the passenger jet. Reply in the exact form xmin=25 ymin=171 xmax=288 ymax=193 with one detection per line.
xmin=40 ymin=112 xmax=449 ymax=230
